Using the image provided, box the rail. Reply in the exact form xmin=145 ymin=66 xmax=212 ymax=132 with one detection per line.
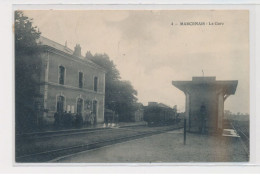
xmin=229 ymin=120 xmax=249 ymax=155
xmin=16 ymin=124 xmax=183 ymax=163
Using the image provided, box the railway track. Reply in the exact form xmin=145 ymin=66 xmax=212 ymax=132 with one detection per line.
xmin=229 ymin=120 xmax=249 ymax=155
xmin=16 ymin=124 xmax=183 ymax=163
xmin=16 ymin=126 xmax=113 ymax=140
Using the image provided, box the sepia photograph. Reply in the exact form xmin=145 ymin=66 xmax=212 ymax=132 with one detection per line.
xmin=14 ymin=9 xmax=249 ymax=163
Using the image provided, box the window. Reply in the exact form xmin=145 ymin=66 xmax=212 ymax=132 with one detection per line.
xmin=59 ymin=66 xmax=65 ymax=85
xmin=79 ymin=72 xmax=83 ymax=88
xmin=94 ymin=76 xmax=98 ymax=92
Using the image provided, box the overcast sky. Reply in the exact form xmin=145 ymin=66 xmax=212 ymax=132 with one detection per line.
xmin=23 ymin=10 xmax=249 ymax=114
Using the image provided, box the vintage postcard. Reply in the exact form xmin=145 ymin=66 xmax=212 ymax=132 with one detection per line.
xmin=14 ymin=9 xmax=249 ymax=164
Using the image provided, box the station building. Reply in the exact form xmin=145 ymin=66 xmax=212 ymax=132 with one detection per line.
xmin=35 ymin=36 xmax=106 ymax=125
xmin=172 ymin=76 xmax=238 ymax=133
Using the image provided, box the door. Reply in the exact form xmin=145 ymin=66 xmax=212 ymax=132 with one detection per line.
xmin=57 ymin=96 xmax=64 ymax=113
xmin=93 ymin=100 xmax=97 ymax=124
xmin=77 ymin=98 xmax=83 ymax=115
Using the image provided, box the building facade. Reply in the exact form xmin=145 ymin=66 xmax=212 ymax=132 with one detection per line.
xmin=36 ymin=36 xmax=106 ymax=125
xmin=172 ymin=77 xmax=238 ymax=133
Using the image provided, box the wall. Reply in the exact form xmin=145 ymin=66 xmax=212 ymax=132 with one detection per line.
xmin=40 ymin=50 xmax=105 ymax=124
xmin=47 ymin=51 xmax=105 ymax=93
xmin=188 ymin=84 xmax=218 ymax=133
xmin=218 ymin=92 xmax=224 ymax=130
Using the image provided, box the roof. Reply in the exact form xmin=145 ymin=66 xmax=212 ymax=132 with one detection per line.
xmin=172 ymin=77 xmax=238 ymax=95
xmin=148 ymin=102 xmax=172 ymax=109
xmin=37 ymin=36 xmax=74 ymax=55
xmin=36 ymin=36 xmax=105 ymax=71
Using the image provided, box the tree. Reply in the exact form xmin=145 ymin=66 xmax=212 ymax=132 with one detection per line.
xmin=113 ymin=80 xmax=138 ymax=121
xmin=88 ymin=53 xmax=138 ymax=122
xmin=89 ymin=53 xmax=120 ymax=81
xmin=15 ymin=11 xmax=42 ymax=133
xmin=15 ymin=11 xmax=41 ymax=54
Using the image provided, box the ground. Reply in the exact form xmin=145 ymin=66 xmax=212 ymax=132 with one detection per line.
xmin=53 ymin=129 xmax=249 ymax=163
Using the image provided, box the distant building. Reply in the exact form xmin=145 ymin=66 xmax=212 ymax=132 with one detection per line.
xmin=148 ymin=102 xmax=158 ymax=107
xmin=172 ymin=76 xmax=238 ymax=133
xmin=35 ymin=36 xmax=106 ymax=125
xmin=134 ymin=103 xmax=144 ymax=122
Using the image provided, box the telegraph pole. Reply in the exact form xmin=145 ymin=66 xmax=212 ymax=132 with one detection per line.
xmin=184 ymin=118 xmax=187 ymax=145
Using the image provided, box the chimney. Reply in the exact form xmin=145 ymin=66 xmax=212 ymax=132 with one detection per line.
xmin=85 ymin=51 xmax=93 ymax=60
xmin=73 ymin=44 xmax=81 ymax=57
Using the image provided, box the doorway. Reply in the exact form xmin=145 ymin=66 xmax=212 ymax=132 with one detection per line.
xmin=77 ymin=98 xmax=83 ymax=115
xmin=57 ymin=96 xmax=65 ymax=113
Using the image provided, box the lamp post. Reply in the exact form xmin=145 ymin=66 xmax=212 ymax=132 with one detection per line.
xmin=110 ymin=101 xmax=116 ymax=127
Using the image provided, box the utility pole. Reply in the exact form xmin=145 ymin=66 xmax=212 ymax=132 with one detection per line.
xmin=184 ymin=118 xmax=187 ymax=145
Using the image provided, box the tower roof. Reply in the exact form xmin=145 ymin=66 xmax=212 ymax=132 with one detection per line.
xmin=172 ymin=76 xmax=238 ymax=95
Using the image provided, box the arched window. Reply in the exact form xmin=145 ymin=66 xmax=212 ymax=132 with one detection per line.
xmin=59 ymin=66 xmax=65 ymax=85
xmin=57 ymin=96 xmax=65 ymax=113
xmin=94 ymin=76 xmax=98 ymax=92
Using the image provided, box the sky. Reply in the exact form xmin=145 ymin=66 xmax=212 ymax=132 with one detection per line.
xmin=23 ymin=10 xmax=249 ymax=114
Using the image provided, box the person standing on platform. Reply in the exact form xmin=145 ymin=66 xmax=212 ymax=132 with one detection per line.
xmin=89 ymin=112 xmax=94 ymax=126
xmin=200 ymin=104 xmax=206 ymax=134
xmin=75 ymin=113 xmax=83 ymax=128
xmin=54 ymin=112 xmax=59 ymax=128
xmin=61 ymin=111 xmax=66 ymax=127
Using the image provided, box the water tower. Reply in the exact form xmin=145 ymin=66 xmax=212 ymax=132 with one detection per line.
xmin=172 ymin=77 xmax=238 ymax=133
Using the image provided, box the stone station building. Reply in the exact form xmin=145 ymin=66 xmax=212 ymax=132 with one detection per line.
xmin=35 ymin=36 xmax=106 ymax=125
